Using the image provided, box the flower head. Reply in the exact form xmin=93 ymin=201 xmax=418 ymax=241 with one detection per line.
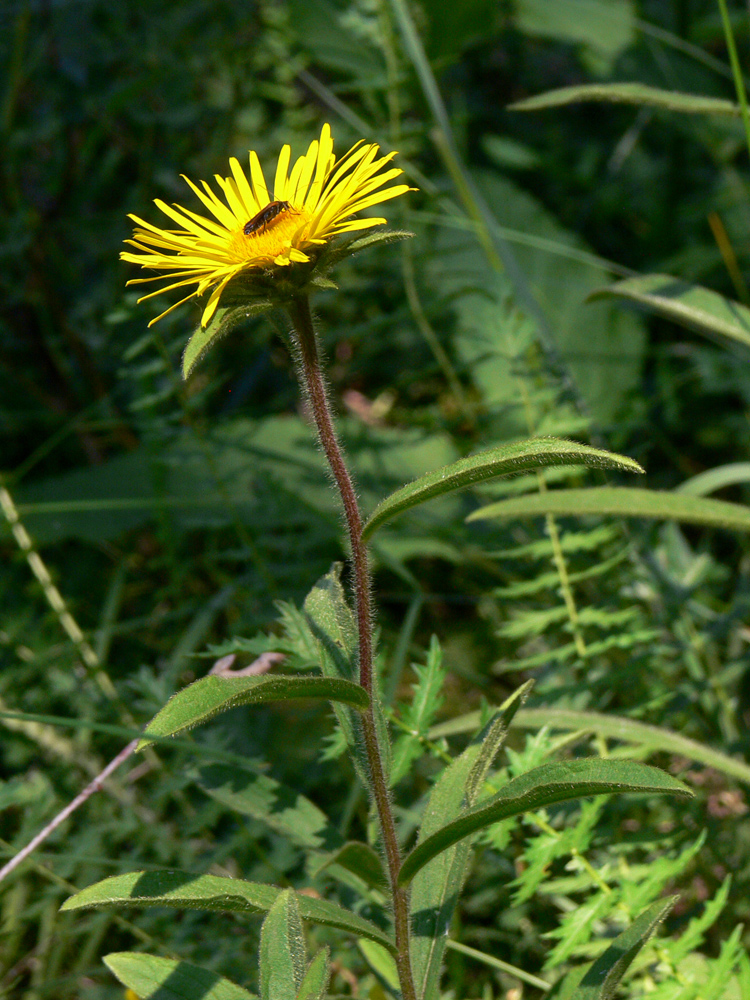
xmin=122 ymin=124 xmax=412 ymax=328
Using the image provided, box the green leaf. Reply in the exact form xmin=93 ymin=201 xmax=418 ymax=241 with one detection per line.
xmin=260 ymin=891 xmax=306 ymax=1000
xmin=103 ymin=952 xmax=257 ymax=1000
xmin=137 ymin=674 xmax=369 ymax=751
xmin=677 ymin=462 xmax=750 ymax=497
xmin=510 ymin=83 xmax=740 ymax=117
xmin=399 ymin=760 xmax=691 ymax=886
xmin=588 ymin=274 xmax=750 ymax=350
xmin=183 ymin=302 xmax=272 ymax=379
xmin=362 ymin=438 xmax=643 ymax=540
xmin=467 ymin=486 xmax=750 ymax=534
xmin=358 ymin=939 xmax=400 ymax=993
xmin=410 ymin=681 xmax=534 ymax=1000
xmin=314 ymin=841 xmax=387 ymax=889
xmin=303 ymin=567 xmax=391 ymax=786
xmin=431 ymin=707 xmax=750 ymax=787
xmin=512 ymin=0 xmax=634 ymax=69
xmin=197 ymin=764 xmax=344 ymax=853
xmin=61 ymin=871 xmax=396 ymax=954
xmin=574 ymin=897 xmax=677 ymax=999
xmin=390 ymin=635 xmax=446 ymax=787
xmin=296 ymin=949 xmax=331 ymax=1000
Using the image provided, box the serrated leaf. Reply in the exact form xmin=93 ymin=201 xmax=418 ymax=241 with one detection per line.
xmin=588 ymin=274 xmax=750 ymax=350
xmin=296 ymin=949 xmax=331 ymax=1000
xmin=363 ymin=438 xmax=643 ymax=540
xmin=391 ymin=635 xmax=446 ymax=787
xmin=510 ymin=83 xmax=740 ymax=116
xmin=575 ymin=897 xmax=677 ymax=999
xmin=544 ymin=890 xmax=613 ymax=967
xmin=467 ymin=486 xmax=750 ymax=535
xmin=410 ymin=681 xmax=533 ymax=1000
xmin=315 ymin=841 xmax=387 ymax=889
xmin=137 ymin=674 xmax=369 ymax=751
xmin=183 ymin=302 xmax=272 ymax=378
xmin=399 ymin=760 xmax=691 ymax=886
xmin=61 ymin=871 xmax=396 ymax=954
xmin=103 ymin=952 xmax=257 ymax=1000
xmin=260 ymin=891 xmax=306 ymax=1000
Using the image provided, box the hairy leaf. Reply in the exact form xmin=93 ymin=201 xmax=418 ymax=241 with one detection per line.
xmin=510 ymin=83 xmax=740 ymax=116
xmin=137 ymin=675 xmax=369 ymax=751
xmin=399 ymin=760 xmax=691 ymax=885
xmin=260 ymin=891 xmax=306 ymax=1000
xmin=103 ymin=952 xmax=256 ymax=1000
xmin=62 ymin=871 xmax=396 ymax=953
xmin=362 ymin=438 xmax=643 ymax=539
xmin=303 ymin=566 xmax=391 ymax=786
xmin=467 ymin=486 xmax=750 ymax=534
xmin=183 ymin=301 xmax=272 ymax=379
xmin=296 ymin=949 xmax=331 ymax=1000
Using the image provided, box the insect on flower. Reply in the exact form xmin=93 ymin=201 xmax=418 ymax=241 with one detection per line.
xmin=243 ymin=200 xmax=292 ymax=236
xmin=121 ymin=123 xmax=414 ymax=328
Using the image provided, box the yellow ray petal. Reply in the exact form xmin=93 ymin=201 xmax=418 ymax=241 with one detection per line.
xmin=274 ymin=144 xmax=292 ymax=201
xmin=229 ymin=157 xmax=260 ymax=217
xmin=286 ymin=156 xmax=306 ymax=206
xmin=248 ymin=151 xmax=269 ymax=205
xmin=180 ymin=174 xmax=236 ymax=232
xmin=210 ymin=176 xmax=246 ymax=226
xmin=294 ymin=138 xmax=319 ymax=205
xmin=147 ymin=291 xmax=202 ymax=327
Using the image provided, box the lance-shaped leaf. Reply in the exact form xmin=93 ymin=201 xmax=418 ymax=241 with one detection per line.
xmin=555 ymin=897 xmax=676 ymax=1000
xmin=398 ymin=760 xmax=691 ymax=886
xmin=197 ymin=764 xmax=344 ymax=853
xmin=137 ymin=674 xmax=369 ymax=751
xmin=410 ymin=681 xmax=534 ymax=1000
xmin=183 ymin=301 xmax=272 ymax=379
xmin=588 ymin=274 xmax=750 ymax=351
xmin=61 ymin=870 xmax=396 ymax=954
xmin=362 ymin=439 xmax=643 ymax=540
xmin=677 ymin=462 xmax=750 ymax=497
xmin=322 ymin=230 xmax=414 ymax=269
xmin=104 ymin=952 xmax=257 ymax=1000
xmin=509 ymin=83 xmax=740 ymax=117
xmin=303 ymin=567 xmax=391 ymax=786
xmin=467 ymin=486 xmax=750 ymax=534
xmin=314 ymin=841 xmax=387 ymax=889
xmin=431 ymin=707 xmax=750 ymax=787
xmin=296 ymin=949 xmax=331 ymax=1000
xmin=260 ymin=891 xmax=306 ymax=1000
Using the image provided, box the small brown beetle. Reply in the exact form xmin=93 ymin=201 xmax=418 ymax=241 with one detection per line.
xmin=243 ymin=200 xmax=292 ymax=236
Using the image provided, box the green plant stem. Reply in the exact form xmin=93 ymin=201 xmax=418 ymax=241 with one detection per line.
xmin=287 ymin=295 xmax=416 ymax=1000
xmin=717 ymin=0 xmax=750 ymax=161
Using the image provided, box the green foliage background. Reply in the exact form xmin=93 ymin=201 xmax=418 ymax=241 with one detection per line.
xmin=2 ymin=0 xmax=750 ymax=996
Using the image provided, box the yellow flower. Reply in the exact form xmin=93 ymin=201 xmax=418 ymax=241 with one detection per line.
xmin=122 ymin=123 xmax=412 ymax=328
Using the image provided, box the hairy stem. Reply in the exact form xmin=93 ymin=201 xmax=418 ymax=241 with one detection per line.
xmin=288 ymin=295 xmax=416 ymax=1000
